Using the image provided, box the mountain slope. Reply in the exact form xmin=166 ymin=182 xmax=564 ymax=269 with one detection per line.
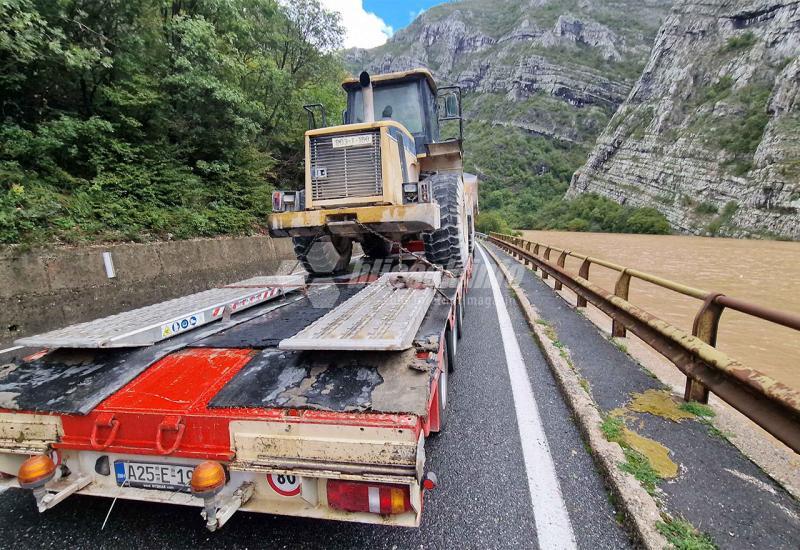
xmin=569 ymin=0 xmax=800 ymax=239
xmin=345 ymin=0 xmax=672 ymax=227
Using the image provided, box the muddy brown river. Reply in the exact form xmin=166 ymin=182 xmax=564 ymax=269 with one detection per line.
xmin=521 ymin=231 xmax=800 ymax=390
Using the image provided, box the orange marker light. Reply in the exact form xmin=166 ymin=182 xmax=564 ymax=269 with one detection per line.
xmin=17 ymin=455 xmax=56 ymax=489
xmin=389 ymin=487 xmax=406 ymax=514
xmin=191 ymin=461 xmax=226 ymax=497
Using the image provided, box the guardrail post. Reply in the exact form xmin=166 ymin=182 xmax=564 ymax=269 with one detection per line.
xmin=612 ymin=270 xmax=632 ymax=337
xmin=527 ymin=242 xmax=537 ymax=272
xmin=685 ymin=293 xmax=725 ymax=404
xmin=577 ymin=259 xmax=590 ymax=308
xmin=541 ymin=248 xmax=551 ymax=280
xmin=554 ymin=251 xmax=568 ymax=291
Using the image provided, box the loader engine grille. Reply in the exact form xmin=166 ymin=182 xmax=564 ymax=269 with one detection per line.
xmin=310 ymin=131 xmax=382 ymax=201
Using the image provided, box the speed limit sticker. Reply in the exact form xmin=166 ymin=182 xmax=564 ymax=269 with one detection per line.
xmin=267 ymin=474 xmax=302 ymax=497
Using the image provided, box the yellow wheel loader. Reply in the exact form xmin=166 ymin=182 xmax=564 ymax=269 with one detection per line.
xmin=269 ymin=69 xmax=478 ymax=275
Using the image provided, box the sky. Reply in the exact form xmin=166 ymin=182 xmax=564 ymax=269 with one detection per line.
xmin=319 ymin=0 xmax=442 ymax=49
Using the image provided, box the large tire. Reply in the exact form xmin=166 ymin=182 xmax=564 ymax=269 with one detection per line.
xmin=361 ymin=234 xmax=392 ymax=259
xmin=423 ymin=173 xmax=468 ymax=271
xmin=292 ymin=235 xmax=352 ymax=275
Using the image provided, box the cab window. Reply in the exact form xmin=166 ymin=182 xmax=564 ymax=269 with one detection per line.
xmin=352 ymin=82 xmax=423 ymax=135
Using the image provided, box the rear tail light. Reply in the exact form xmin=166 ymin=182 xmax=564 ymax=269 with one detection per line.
xmin=327 ymin=480 xmax=412 ymax=515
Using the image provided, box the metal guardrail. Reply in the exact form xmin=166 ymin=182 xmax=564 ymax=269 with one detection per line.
xmin=487 ymin=232 xmax=800 ymax=454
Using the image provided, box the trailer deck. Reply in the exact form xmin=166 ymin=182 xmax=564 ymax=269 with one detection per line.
xmin=0 ymin=258 xmax=471 ymax=529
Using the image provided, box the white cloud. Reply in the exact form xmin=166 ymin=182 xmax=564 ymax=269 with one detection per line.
xmin=319 ymin=0 xmax=393 ymax=49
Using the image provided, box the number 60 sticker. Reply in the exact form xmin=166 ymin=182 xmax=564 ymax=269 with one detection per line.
xmin=267 ymin=473 xmax=302 ymax=497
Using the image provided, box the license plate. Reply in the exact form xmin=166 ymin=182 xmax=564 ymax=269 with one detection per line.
xmin=114 ymin=460 xmax=194 ymax=492
xmin=332 ymin=134 xmax=372 ymax=148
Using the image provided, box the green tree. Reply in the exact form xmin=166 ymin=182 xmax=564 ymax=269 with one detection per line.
xmin=0 ymin=0 xmax=346 ymax=245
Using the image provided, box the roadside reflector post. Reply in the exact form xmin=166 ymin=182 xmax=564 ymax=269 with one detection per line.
xmin=102 ymin=252 xmax=116 ymax=279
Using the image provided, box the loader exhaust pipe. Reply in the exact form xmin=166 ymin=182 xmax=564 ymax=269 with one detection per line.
xmin=360 ymin=71 xmax=375 ymax=123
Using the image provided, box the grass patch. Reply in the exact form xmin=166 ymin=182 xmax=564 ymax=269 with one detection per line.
xmin=600 ymin=415 xmax=625 ymax=443
xmin=721 ymin=32 xmax=757 ymax=54
xmin=707 ymin=424 xmax=735 ymax=442
xmin=579 ymin=377 xmax=592 ymax=394
xmin=680 ymin=402 xmax=715 ymax=418
xmin=657 ymin=517 xmax=717 ymax=550
xmin=601 ymin=414 xmax=671 ymax=492
xmin=543 ymin=325 xmax=559 ymax=342
xmin=612 ymin=338 xmax=628 ymax=354
xmin=695 ymin=75 xmax=734 ymax=106
xmin=621 ymin=448 xmax=660 ymax=494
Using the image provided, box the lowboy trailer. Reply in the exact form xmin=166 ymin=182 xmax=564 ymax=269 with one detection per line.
xmin=0 ymin=257 xmax=472 ymax=530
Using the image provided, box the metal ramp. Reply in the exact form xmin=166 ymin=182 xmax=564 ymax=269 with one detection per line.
xmin=279 ymin=271 xmax=442 ymax=352
xmin=15 ymin=275 xmax=305 ymax=349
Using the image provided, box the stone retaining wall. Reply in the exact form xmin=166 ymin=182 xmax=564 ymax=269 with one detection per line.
xmin=0 ymin=236 xmax=296 ymax=348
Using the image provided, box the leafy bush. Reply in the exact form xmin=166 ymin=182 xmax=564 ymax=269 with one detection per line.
xmin=529 ymin=194 xmax=671 ymax=235
xmin=694 ymin=202 xmax=719 ymax=215
xmin=475 ymin=211 xmax=518 ymax=236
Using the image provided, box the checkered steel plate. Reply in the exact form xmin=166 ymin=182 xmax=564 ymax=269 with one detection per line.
xmin=15 ymin=275 xmax=305 ymax=349
xmin=279 ymin=271 xmax=442 ymax=352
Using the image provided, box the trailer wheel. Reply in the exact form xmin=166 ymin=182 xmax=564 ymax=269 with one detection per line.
xmin=422 ymin=173 xmax=468 ymax=270
xmin=292 ymin=236 xmax=352 ymax=275
xmin=446 ymin=326 xmax=456 ymax=373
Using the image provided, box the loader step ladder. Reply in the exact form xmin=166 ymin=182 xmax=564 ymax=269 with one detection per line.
xmin=279 ymin=271 xmax=442 ymax=351
xmin=15 ymin=275 xmax=305 ymax=349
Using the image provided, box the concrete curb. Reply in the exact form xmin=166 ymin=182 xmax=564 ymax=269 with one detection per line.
xmin=482 ymin=242 xmax=668 ymax=550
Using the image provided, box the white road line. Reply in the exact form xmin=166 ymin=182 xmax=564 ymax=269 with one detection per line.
xmin=477 ymin=244 xmax=577 ymax=550
xmin=0 ymin=345 xmax=23 ymax=355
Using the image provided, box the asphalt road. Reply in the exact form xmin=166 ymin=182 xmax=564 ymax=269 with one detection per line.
xmin=0 ymin=245 xmax=631 ymax=549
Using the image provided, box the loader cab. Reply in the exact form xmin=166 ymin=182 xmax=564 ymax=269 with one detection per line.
xmin=344 ymin=70 xmax=440 ymax=155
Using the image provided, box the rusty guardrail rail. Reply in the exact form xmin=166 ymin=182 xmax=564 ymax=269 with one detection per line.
xmin=487 ymin=232 xmax=800 ymax=454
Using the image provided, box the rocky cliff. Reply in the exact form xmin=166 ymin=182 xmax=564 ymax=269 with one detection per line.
xmin=345 ymin=0 xmax=672 ymax=226
xmin=570 ymin=0 xmax=800 ymax=239
xmin=347 ymin=0 xmax=669 ymax=141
